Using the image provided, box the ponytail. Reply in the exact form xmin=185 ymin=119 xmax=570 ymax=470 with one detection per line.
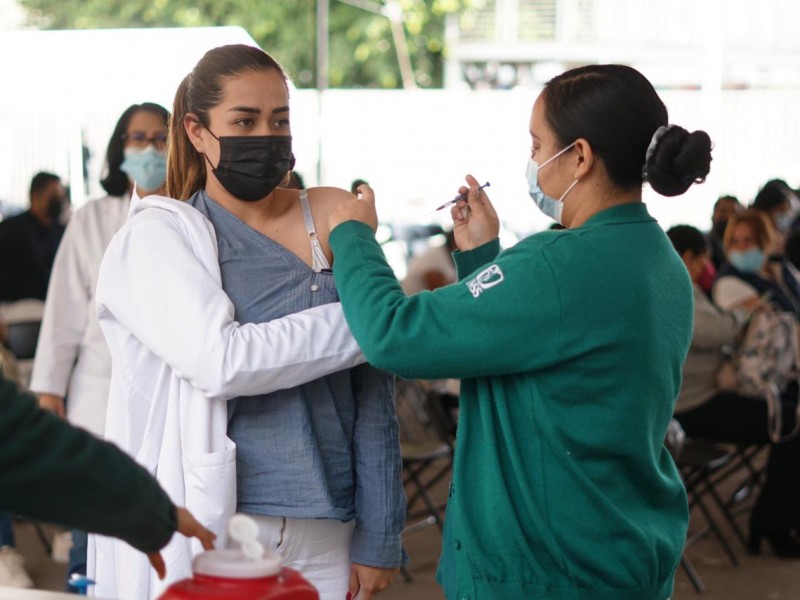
xmin=166 ymin=75 xmax=207 ymax=201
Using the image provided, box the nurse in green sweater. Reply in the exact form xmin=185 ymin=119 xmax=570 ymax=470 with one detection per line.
xmin=327 ymin=64 xmax=713 ymax=600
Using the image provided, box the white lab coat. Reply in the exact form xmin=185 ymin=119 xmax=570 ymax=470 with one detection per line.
xmin=88 ymin=192 xmax=366 ymax=600
xmin=29 ymin=194 xmax=130 ymax=436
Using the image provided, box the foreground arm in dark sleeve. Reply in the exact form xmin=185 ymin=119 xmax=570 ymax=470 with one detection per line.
xmin=0 ymin=377 xmax=176 ymax=554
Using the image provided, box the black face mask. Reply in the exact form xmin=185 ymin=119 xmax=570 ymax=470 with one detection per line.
xmin=205 ymin=131 xmax=296 ymax=202
xmin=47 ymin=197 xmax=64 ymax=221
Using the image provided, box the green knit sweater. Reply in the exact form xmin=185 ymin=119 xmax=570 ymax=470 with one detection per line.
xmin=330 ymin=202 xmax=692 ymax=600
xmin=0 ymin=378 xmax=176 ymax=553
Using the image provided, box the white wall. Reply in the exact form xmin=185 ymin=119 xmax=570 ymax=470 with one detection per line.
xmin=0 ymin=26 xmax=259 ymax=210
xmin=302 ymin=87 xmax=798 ymax=237
xmin=2 ymin=29 xmax=798 ymax=236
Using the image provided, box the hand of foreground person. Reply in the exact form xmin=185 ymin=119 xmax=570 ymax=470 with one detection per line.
xmin=147 ymin=507 xmax=216 ymax=579
xmin=329 ymin=184 xmax=379 ymax=232
xmin=451 ymin=174 xmax=500 ymax=251
xmin=347 ymin=563 xmax=399 ymax=600
xmin=38 ymin=393 xmax=66 ymax=418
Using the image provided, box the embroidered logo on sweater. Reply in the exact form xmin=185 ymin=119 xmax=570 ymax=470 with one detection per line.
xmin=467 ymin=264 xmax=504 ymax=297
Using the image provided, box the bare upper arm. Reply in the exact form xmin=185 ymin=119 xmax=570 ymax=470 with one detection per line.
xmin=305 ymin=186 xmax=355 ymax=245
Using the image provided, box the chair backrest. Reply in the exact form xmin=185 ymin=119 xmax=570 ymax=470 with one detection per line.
xmin=395 ymin=378 xmax=455 ymax=449
xmin=5 ymin=321 xmax=42 ymax=360
xmin=0 ymin=299 xmax=45 ymax=389
xmin=395 ymin=379 xmax=434 ymax=444
xmin=0 ymin=298 xmax=45 ymax=324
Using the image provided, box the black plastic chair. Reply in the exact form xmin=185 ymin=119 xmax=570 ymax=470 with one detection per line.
xmin=394 ymin=379 xmax=454 ymax=581
xmin=5 ymin=320 xmax=42 ymax=361
xmin=0 ymin=299 xmax=45 ymax=389
xmin=666 ymin=422 xmax=741 ymax=593
xmin=707 ymin=442 xmax=769 ymax=551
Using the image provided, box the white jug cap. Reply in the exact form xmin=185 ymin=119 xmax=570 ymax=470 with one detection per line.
xmin=229 ymin=514 xmax=260 ymax=543
xmin=193 ymin=548 xmax=282 ymax=579
xmin=242 ymin=539 xmax=265 ymax=561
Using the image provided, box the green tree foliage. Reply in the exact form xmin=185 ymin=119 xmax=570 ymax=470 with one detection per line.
xmin=18 ymin=0 xmax=473 ymax=88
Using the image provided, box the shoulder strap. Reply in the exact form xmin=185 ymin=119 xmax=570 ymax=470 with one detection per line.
xmin=299 ymin=190 xmax=331 ymax=273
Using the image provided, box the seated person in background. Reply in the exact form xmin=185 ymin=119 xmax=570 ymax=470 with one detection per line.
xmin=399 ymin=227 xmax=461 ymax=415
xmin=401 ymin=228 xmax=458 ymax=294
xmin=708 ymin=195 xmax=742 ymax=271
xmin=752 ymin=179 xmax=798 ymax=240
xmin=0 ymin=172 xmax=67 ymax=302
xmin=713 ymin=209 xmax=800 ymax=314
xmin=667 ymin=225 xmax=800 ymax=557
xmin=786 ymin=228 xmax=800 ymax=274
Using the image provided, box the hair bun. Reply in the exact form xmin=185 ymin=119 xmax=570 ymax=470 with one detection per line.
xmin=645 ymin=126 xmax=713 ymax=197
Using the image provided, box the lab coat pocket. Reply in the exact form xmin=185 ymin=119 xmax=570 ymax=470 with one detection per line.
xmin=182 ymin=437 xmax=237 ymax=549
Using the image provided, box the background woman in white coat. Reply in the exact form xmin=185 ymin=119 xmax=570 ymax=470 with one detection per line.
xmin=29 ymin=101 xmax=169 ymax=591
xmin=89 ymin=46 xmax=403 ymax=600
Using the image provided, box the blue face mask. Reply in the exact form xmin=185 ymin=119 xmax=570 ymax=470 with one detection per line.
xmin=525 ymin=142 xmax=578 ymax=225
xmin=121 ymin=145 xmax=167 ymax=192
xmin=729 ymin=248 xmax=764 ymax=274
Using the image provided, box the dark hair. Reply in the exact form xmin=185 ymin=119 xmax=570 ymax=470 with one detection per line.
xmin=666 ymin=224 xmax=708 ymax=257
xmin=542 ymin=64 xmax=712 ymax=197
xmin=714 ymin=195 xmax=740 ymax=211
xmin=351 ymin=178 xmax=369 ymax=194
xmin=29 ymin=171 xmax=61 ymax=198
xmin=100 ymin=103 xmax=170 ymax=196
xmin=752 ymin=179 xmax=792 ymax=212
xmin=286 ymin=171 xmax=305 ymax=189
xmin=168 ymin=44 xmax=289 ymax=200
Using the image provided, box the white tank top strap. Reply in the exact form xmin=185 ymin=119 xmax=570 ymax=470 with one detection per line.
xmin=299 ymin=189 xmax=331 ymax=273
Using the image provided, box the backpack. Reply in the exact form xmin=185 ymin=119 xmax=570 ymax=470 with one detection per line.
xmin=717 ymin=305 xmax=800 ymax=443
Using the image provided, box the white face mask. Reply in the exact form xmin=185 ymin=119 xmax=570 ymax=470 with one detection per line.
xmin=526 ymin=142 xmax=578 ymax=225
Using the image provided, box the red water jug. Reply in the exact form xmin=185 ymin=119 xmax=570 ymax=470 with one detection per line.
xmin=158 ymin=548 xmax=319 ymax=600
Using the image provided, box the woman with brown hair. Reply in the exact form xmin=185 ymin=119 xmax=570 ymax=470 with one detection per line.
xmin=91 ymin=44 xmax=403 ymax=600
xmin=714 ymin=209 xmax=800 ymax=313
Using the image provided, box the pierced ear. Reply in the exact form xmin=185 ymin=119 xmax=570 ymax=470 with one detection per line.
xmin=183 ymin=113 xmax=205 ymax=153
xmin=573 ymin=138 xmax=593 ymax=178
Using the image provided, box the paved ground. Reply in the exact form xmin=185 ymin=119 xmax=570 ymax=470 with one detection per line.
xmin=10 ymin=452 xmax=800 ymax=599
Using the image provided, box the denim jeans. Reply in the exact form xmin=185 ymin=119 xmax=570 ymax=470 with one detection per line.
xmin=0 ymin=512 xmax=15 ymax=547
xmin=66 ymin=530 xmax=88 ymax=594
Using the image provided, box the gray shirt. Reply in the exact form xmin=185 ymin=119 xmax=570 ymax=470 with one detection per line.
xmin=676 ymin=285 xmax=748 ymax=413
xmin=189 ymin=190 xmax=405 ymax=567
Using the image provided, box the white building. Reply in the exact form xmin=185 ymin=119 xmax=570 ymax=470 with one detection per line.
xmin=1 ymin=2 xmax=798 ymax=238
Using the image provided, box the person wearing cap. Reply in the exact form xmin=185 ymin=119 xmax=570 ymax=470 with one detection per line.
xmin=326 ymin=64 xmax=713 ymax=600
